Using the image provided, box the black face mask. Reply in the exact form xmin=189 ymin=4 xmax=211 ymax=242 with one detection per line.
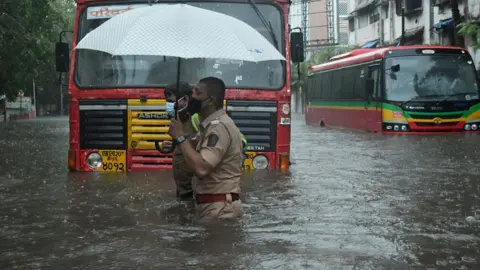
xmin=188 ymin=97 xmax=202 ymax=115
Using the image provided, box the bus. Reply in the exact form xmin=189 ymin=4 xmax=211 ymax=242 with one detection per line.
xmin=57 ymin=0 xmax=304 ymax=172
xmin=305 ymin=45 xmax=480 ymax=134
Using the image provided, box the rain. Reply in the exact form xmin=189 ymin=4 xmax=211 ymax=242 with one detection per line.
xmin=1 ymin=114 xmax=480 ymax=269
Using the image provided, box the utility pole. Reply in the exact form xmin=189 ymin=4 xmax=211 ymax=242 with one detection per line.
xmin=32 ymin=79 xmax=36 ymax=117
xmin=400 ymin=6 xmax=405 ymax=45
xmin=60 ymin=73 xmax=64 ymax=116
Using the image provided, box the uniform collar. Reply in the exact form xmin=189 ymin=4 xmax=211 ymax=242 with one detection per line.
xmin=201 ymin=109 xmax=225 ymax=128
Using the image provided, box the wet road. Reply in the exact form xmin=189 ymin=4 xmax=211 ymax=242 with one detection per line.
xmin=1 ymin=115 xmax=480 ymax=269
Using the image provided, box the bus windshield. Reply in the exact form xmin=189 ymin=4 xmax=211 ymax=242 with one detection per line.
xmin=75 ymin=3 xmax=284 ymax=90
xmin=384 ymin=54 xmax=479 ymax=102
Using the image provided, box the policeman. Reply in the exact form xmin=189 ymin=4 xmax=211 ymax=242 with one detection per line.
xmin=158 ymin=82 xmax=199 ymax=200
xmin=168 ymin=77 xmax=244 ymax=221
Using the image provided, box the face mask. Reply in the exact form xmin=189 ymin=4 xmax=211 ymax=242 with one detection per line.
xmin=188 ymin=97 xmax=202 ymax=115
xmin=165 ymin=102 xmax=175 ymax=117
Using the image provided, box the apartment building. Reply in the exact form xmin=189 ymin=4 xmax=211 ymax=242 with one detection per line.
xmin=289 ymin=0 xmax=351 ymax=49
xmin=347 ymin=0 xmax=477 ymax=46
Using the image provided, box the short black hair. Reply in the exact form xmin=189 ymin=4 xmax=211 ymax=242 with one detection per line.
xmin=164 ymin=81 xmax=192 ymax=99
xmin=199 ymin=76 xmax=226 ymax=109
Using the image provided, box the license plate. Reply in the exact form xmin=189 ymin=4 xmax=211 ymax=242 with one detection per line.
xmin=98 ymin=150 xmax=126 ymax=172
xmin=242 ymin=152 xmax=256 ymax=170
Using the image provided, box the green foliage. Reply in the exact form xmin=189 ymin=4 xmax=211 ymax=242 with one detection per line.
xmin=0 ymin=0 xmax=75 ymax=101
xmin=457 ymin=22 xmax=480 ymax=50
xmin=291 ymin=46 xmax=355 ymax=91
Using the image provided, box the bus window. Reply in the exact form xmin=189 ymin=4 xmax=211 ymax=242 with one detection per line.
xmin=353 ymin=65 xmax=366 ymax=99
xmin=367 ymin=66 xmax=380 ymax=100
xmin=343 ymin=67 xmax=356 ymax=99
xmin=323 ymin=72 xmax=332 ymax=99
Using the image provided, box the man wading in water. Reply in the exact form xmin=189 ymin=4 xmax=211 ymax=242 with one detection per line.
xmin=168 ymin=77 xmax=244 ymax=221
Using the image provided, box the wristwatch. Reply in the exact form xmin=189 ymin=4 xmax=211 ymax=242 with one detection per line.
xmin=174 ymin=135 xmax=187 ymax=145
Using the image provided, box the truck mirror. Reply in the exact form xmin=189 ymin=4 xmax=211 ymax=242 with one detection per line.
xmin=55 ymin=42 xmax=70 ymax=73
xmin=290 ymin=32 xmax=304 ymax=63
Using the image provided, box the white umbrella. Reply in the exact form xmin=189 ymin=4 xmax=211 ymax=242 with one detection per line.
xmin=75 ymin=3 xmax=285 ymax=62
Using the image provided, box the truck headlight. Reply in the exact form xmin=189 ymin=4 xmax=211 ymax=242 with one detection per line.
xmin=252 ymin=155 xmax=268 ymax=169
xmin=87 ymin=152 xmax=102 ymax=169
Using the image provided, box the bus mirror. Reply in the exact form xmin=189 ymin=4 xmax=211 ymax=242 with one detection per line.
xmin=365 ymin=78 xmax=374 ymax=96
xmin=55 ymin=42 xmax=70 ymax=73
xmin=290 ymin=32 xmax=304 ymax=63
xmin=391 ymin=64 xmax=400 ymax=73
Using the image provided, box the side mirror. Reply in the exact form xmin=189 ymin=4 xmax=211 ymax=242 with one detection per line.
xmin=365 ymin=78 xmax=374 ymax=97
xmin=55 ymin=42 xmax=70 ymax=73
xmin=391 ymin=64 xmax=400 ymax=73
xmin=290 ymin=32 xmax=304 ymax=63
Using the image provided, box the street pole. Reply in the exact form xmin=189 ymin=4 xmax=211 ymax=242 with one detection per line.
xmin=60 ymin=73 xmax=64 ymax=116
xmin=32 ymin=79 xmax=36 ymax=117
xmin=400 ymin=7 xmax=405 ymax=45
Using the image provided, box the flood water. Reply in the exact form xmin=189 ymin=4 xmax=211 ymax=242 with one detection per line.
xmin=1 ymin=114 xmax=480 ymax=269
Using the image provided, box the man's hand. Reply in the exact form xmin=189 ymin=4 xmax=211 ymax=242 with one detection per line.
xmin=160 ymin=140 xmax=173 ymax=152
xmin=168 ymin=118 xmax=185 ymax=140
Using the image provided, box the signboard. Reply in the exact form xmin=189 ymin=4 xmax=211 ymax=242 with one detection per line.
xmin=138 ymin=112 xmax=169 ymax=119
xmin=87 ymin=4 xmax=149 ymax=20
xmin=6 ymin=97 xmax=32 ymax=109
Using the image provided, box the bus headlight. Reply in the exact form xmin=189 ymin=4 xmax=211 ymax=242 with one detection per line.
xmin=401 ymin=125 xmax=408 ymax=131
xmin=282 ymin=103 xmax=290 ymax=115
xmin=465 ymin=124 xmax=471 ymax=130
xmin=393 ymin=125 xmax=400 ymax=131
xmin=252 ymin=155 xmax=269 ymax=169
xmin=87 ymin=152 xmax=102 ymax=169
xmin=472 ymin=124 xmax=478 ymax=130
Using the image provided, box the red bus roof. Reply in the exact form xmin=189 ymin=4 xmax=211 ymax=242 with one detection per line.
xmin=309 ymin=45 xmax=468 ymax=74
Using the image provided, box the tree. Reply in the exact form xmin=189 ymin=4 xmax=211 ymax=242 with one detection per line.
xmin=0 ymin=0 xmax=75 ymax=102
xmin=450 ymin=0 xmax=464 ymax=47
xmin=458 ymin=22 xmax=480 ymax=50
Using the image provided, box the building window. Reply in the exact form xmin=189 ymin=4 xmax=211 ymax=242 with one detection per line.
xmin=339 ymin=32 xmax=349 ymax=44
xmin=338 ymin=0 xmax=348 ymax=18
xmin=370 ymin=12 xmax=380 ymax=24
xmin=405 ymin=0 xmax=422 ymax=11
xmin=358 ymin=13 xmax=369 ymax=29
xmin=349 ymin=18 xmax=355 ymax=32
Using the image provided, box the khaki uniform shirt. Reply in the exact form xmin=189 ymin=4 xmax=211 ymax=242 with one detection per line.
xmin=192 ymin=109 xmax=243 ymax=195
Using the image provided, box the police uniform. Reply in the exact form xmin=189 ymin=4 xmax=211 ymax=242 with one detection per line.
xmin=170 ymin=113 xmax=246 ymax=201
xmin=172 ymin=119 xmax=195 ymax=199
xmin=192 ymin=109 xmax=244 ymax=221
xmin=191 ymin=113 xmax=248 ymax=150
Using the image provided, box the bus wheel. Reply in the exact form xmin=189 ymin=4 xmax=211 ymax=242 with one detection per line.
xmin=320 ymin=120 xmax=325 ymax=127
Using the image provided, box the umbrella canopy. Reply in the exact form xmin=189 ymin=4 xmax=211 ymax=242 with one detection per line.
xmin=75 ymin=4 xmax=285 ymax=63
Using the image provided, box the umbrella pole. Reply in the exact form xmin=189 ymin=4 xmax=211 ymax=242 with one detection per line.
xmin=174 ymin=57 xmax=181 ymax=120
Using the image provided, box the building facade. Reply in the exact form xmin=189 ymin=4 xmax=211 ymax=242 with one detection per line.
xmin=347 ymin=0 xmax=480 ymax=62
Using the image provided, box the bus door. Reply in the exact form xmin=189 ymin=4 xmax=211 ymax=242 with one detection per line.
xmin=365 ymin=65 xmax=382 ymax=132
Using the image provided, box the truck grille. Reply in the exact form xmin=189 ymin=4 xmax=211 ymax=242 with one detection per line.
xmin=79 ymin=99 xmax=127 ymax=149
xmin=226 ymin=100 xmax=277 ymax=152
xmin=128 ymin=100 xmax=172 ymax=170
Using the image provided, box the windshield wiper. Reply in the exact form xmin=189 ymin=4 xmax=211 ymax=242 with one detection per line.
xmin=438 ymin=92 xmax=479 ymax=103
xmin=247 ymin=0 xmax=278 ymax=49
xmin=399 ymin=94 xmax=443 ymax=108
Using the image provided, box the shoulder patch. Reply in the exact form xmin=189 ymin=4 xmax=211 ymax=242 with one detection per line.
xmin=210 ymin=119 xmax=220 ymax=125
xmin=207 ymin=134 xmax=220 ymax=147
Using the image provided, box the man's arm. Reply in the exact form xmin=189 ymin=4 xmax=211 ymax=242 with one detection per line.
xmin=179 ymin=124 xmax=229 ymax=178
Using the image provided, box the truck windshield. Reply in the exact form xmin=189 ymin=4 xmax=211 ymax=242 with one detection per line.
xmin=75 ymin=3 xmax=284 ymax=89
xmin=384 ymin=54 xmax=479 ymax=102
